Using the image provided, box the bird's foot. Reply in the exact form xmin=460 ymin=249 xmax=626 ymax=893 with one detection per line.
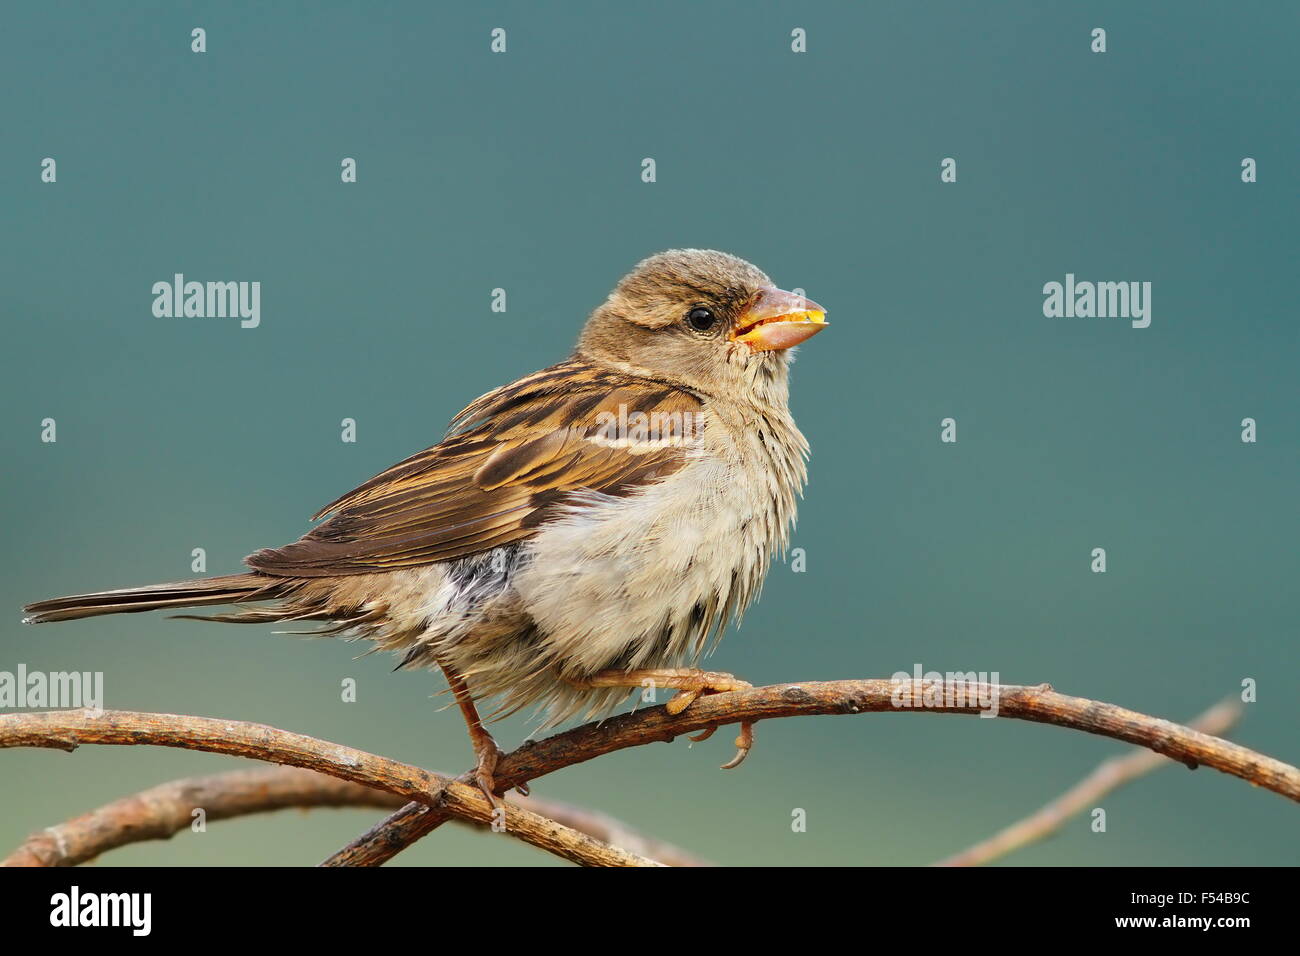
xmin=575 ymin=667 xmax=757 ymax=769
xmin=470 ymin=738 xmax=508 ymax=809
xmin=663 ymin=670 xmax=755 ymax=768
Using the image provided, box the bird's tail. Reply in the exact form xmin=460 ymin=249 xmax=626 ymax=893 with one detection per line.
xmin=22 ymin=573 xmax=286 ymax=625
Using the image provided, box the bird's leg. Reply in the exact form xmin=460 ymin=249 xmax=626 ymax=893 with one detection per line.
xmin=570 ymin=667 xmax=756 ymax=769
xmin=439 ymin=663 xmax=517 ymax=807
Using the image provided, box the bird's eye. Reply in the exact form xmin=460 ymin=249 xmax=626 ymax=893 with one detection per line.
xmin=686 ymin=307 xmax=717 ymax=333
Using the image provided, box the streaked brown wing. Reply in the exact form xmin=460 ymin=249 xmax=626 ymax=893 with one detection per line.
xmin=246 ymin=360 xmax=701 ymax=577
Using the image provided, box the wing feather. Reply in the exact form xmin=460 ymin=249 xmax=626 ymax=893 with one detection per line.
xmin=246 ymin=360 xmax=701 ymax=577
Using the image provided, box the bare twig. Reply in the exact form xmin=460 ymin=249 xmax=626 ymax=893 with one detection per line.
xmin=3 ymin=767 xmax=395 ymax=867
xmin=0 ymin=710 xmax=661 ymax=867
xmin=936 ymin=697 xmax=1246 ymax=866
xmin=324 ymin=679 xmax=1298 ymax=866
xmin=509 ymin=794 xmax=709 ymax=866
xmin=2 ymin=765 xmax=709 ymax=867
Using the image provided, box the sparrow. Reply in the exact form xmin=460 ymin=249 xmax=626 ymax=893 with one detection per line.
xmin=23 ymin=249 xmax=828 ymax=802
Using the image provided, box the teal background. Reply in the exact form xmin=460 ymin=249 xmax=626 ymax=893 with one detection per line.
xmin=2 ymin=1 xmax=1296 ymax=866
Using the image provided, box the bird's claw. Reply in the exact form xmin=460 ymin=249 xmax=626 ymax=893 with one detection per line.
xmin=472 ymin=741 xmax=508 ymax=809
xmin=661 ymin=671 xmax=755 ymax=768
xmin=719 ymin=721 xmax=754 ymax=769
xmin=572 ymin=667 xmax=759 ymax=769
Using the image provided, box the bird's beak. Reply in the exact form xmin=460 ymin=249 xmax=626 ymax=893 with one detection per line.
xmin=730 ymin=287 xmax=828 ymax=352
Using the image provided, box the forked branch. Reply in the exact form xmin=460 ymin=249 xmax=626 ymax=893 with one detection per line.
xmin=0 ymin=710 xmax=661 ymax=866
xmin=1 ymin=679 xmax=1293 ymax=867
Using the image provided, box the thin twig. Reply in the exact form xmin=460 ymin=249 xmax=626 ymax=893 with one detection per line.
xmin=0 ymin=710 xmax=661 ymax=867
xmin=935 ymin=697 xmax=1246 ymax=866
xmin=2 ymin=766 xmax=708 ymax=867
xmin=3 ymin=767 xmax=394 ymax=867
xmin=323 ymin=679 xmax=1299 ymax=866
xmin=509 ymin=794 xmax=709 ymax=866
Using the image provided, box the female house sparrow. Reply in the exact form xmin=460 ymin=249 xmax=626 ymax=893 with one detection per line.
xmin=24 ymin=249 xmax=828 ymax=800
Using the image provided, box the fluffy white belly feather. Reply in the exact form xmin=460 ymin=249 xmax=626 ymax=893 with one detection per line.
xmin=515 ymin=454 xmax=767 ymax=673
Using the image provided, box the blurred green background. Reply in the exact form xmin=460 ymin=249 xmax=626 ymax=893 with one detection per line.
xmin=2 ymin=0 xmax=1296 ymax=866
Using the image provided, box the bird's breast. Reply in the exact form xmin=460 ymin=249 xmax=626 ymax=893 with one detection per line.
xmin=512 ymin=410 xmax=807 ymax=675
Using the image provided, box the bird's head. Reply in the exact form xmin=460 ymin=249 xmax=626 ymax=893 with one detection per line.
xmin=577 ymin=249 xmax=827 ymax=401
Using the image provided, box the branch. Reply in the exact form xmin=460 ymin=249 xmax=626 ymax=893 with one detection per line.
xmin=935 ymin=697 xmax=1246 ymax=866
xmin=4 ymin=766 xmax=394 ymax=867
xmin=0 ymin=710 xmax=661 ymax=867
xmin=323 ymin=678 xmax=1299 ymax=866
xmin=2 ymin=766 xmax=707 ymax=867
xmin=3 ymin=680 xmax=1292 ymax=868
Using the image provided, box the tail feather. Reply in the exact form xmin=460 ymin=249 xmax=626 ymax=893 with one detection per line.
xmin=22 ymin=573 xmax=286 ymax=625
